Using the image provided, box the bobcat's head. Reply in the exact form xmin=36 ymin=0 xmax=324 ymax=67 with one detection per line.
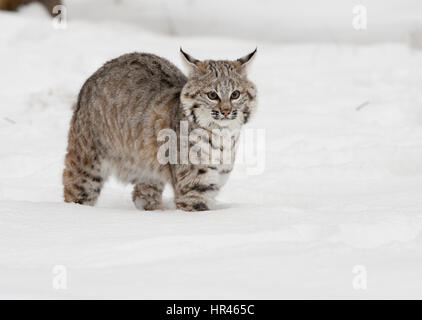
xmin=180 ymin=48 xmax=257 ymax=131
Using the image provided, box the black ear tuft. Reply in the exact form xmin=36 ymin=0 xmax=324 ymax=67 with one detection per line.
xmin=180 ymin=47 xmax=200 ymax=66
xmin=237 ymin=47 xmax=257 ymax=66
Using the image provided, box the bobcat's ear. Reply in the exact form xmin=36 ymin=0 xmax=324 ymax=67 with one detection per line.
xmin=180 ymin=48 xmax=201 ymax=72
xmin=237 ymin=48 xmax=257 ymax=68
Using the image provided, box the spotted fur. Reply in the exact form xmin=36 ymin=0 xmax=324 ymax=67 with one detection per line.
xmin=63 ymin=49 xmax=257 ymax=211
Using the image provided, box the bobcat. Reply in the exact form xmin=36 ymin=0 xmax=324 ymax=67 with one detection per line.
xmin=63 ymin=48 xmax=257 ymax=211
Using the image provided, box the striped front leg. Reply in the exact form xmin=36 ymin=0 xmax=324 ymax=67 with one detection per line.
xmin=173 ymin=164 xmax=221 ymax=211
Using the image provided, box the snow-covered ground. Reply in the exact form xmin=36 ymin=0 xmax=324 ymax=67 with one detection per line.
xmin=17 ymin=0 xmax=422 ymax=43
xmin=1 ymin=7 xmax=422 ymax=299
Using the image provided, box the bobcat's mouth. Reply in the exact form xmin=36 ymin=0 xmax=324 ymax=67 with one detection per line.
xmin=211 ymin=110 xmax=238 ymax=121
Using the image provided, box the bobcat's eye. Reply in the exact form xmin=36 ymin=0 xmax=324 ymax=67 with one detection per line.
xmin=230 ymin=90 xmax=240 ymax=99
xmin=207 ymin=91 xmax=219 ymax=100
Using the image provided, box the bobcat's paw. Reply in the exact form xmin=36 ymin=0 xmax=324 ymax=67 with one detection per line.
xmin=134 ymin=198 xmax=164 ymax=211
xmin=176 ymin=201 xmax=209 ymax=212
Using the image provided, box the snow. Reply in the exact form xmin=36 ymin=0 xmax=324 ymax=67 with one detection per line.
xmin=1 ymin=7 xmax=422 ymax=299
xmin=17 ymin=0 xmax=422 ymax=43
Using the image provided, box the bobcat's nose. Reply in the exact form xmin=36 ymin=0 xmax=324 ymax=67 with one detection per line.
xmin=220 ymin=109 xmax=231 ymax=117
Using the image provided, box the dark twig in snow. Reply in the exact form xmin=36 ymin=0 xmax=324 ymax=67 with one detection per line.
xmin=356 ymin=100 xmax=370 ymax=111
xmin=3 ymin=117 xmax=16 ymax=124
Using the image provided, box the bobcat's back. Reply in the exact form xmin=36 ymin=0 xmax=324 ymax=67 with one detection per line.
xmin=63 ymin=53 xmax=186 ymax=204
